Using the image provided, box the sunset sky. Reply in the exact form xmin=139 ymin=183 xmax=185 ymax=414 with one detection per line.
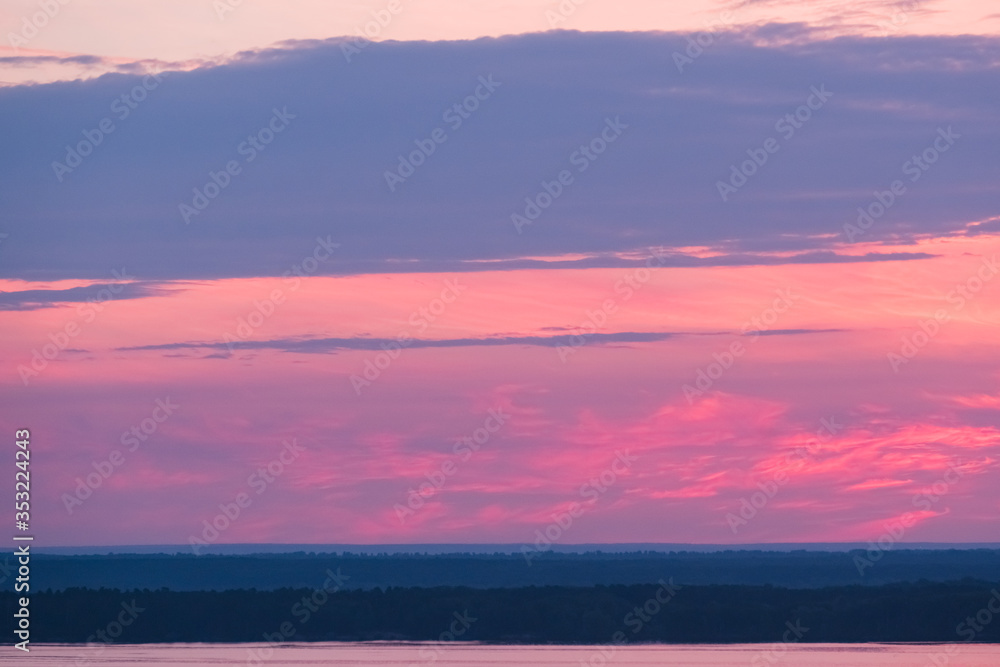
xmin=1 ymin=1 xmax=998 ymax=547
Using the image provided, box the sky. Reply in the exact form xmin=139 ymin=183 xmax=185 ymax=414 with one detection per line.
xmin=1 ymin=1 xmax=999 ymax=548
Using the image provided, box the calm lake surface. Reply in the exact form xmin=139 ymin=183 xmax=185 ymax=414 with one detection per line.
xmin=8 ymin=642 xmax=1000 ymax=666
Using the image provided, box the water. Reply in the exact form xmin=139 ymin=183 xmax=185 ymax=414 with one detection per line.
xmin=6 ymin=642 xmax=1000 ymax=666
xmin=7 ymin=642 xmax=1000 ymax=667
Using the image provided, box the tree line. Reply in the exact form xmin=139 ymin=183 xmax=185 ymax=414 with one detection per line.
xmin=5 ymin=579 xmax=1000 ymax=644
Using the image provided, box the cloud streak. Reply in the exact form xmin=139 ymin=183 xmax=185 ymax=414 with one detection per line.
xmin=0 ymin=282 xmax=173 ymax=311
xmin=118 ymin=328 xmax=851 ymax=355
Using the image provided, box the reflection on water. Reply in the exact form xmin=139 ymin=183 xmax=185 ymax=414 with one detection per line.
xmin=6 ymin=642 xmax=1000 ymax=666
